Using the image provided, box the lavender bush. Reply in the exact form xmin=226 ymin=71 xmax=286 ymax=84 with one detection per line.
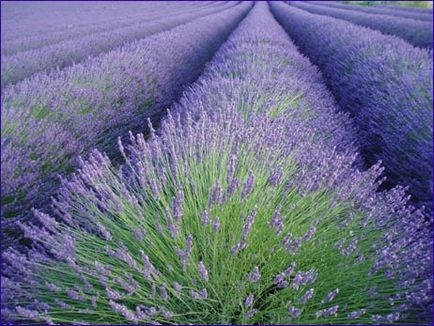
xmin=289 ymin=1 xmax=433 ymax=48
xmin=1 ymin=1 xmax=238 ymax=86
xmin=1 ymin=2 xmax=252 ymax=247
xmin=2 ymin=2 xmax=431 ymax=324
xmin=308 ymin=1 xmax=432 ymax=22
xmin=1 ymin=1 xmax=229 ymax=56
xmin=0 ymin=1 xmax=211 ymax=41
xmin=271 ymin=2 xmax=433 ymax=210
xmin=377 ymin=3 xmax=433 ymax=14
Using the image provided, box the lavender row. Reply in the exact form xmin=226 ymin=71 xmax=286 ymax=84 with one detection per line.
xmin=0 ymin=1 xmax=209 ymax=41
xmin=3 ymin=2 xmax=431 ymax=324
xmin=289 ymin=1 xmax=432 ymax=49
xmin=1 ymin=1 xmax=238 ymax=86
xmin=1 ymin=1 xmax=229 ymax=56
xmin=377 ymin=3 xmax=433 ymax=14
xmin=1 ymin=2 xmax=252 ymax=246
xmin=271 ymin=2 xmax=433 ymax=209
xmin=307 ymin=1 xmax=432 ymax=22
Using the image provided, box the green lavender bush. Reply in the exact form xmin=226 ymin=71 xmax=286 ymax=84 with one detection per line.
xmin=2 ymin=3 xmax=431 ymax=324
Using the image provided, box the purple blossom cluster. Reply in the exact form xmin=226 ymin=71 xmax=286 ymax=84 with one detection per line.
xmin=289 ymin=1 xmax=433 ymax=48
xmin=1 ymin=1 xmax=432 ymax=324
xmin=1 ymin=2 xmax=252 ymax=247
xmin=271 ymin=2 xmax=433 ymax=209
xmin=308 ymin=1 xmax=432 ymax=22
xmin=1 ymin=1 xmax=239 ymax=85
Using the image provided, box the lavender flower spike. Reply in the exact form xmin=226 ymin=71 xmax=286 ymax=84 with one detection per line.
xmin=249 ymin=266 xmax=261 ymax=282
xmin=198 ymin=261 xmax=209 ymax=281
xmin=245 ymin=294 xmax=254 ymax=308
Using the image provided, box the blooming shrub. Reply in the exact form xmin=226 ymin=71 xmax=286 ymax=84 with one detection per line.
xmin=271 ymin=1 xmax=433 ymax=210
xmin=1 ymin=2 xmax=227 ymax=56
xmin=0 ymin=1 xmax=211 ymax=41
xmin=378 ymin=3 xmax=433 ymax=14
xmin=1 ymin=2 xmax=252 ymax=247
xmin=288 ymin=1 xmax=432 ymax=48
xmin=2 ymin=2 xmax=431 ymax=324
xmin=1 ymin=1 xmax=238 ymax=85
xmin=309 ymin=1 xmax=432 ymax=22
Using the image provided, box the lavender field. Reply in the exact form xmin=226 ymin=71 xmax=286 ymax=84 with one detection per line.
xmin=1 ymin=1 xmax=432 ymax=325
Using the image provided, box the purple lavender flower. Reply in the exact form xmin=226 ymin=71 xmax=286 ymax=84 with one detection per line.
xmin=270 ymin=206 xmax=284 ymax=235
xmin=228 ymin=177 xmax=240 ymax=197
xmin=277 ymin=280 xmax=289 ymax=289
xmin=160 ymin=284 xmax=169 ymax=301
xmin=109 ymin=300 xmax=138 ymax=322
xmin=66 ymin=289 xmax=86 ymax=302
xmin=147 ymin=307 xmax=157 ymax=316
xmin=288 ymin=306 xmax=301 ymax=318
xmin=231 ymin=241 xmax=246 ymax=255
xmin=386 ymin=312 xmax=400 ymax=322
xmin=347 ymin=308 xmax=367 ymax=320
xmin=173 ymin=189 xmax=184 ymax=221
xmin=372 ymin=314 xmax=384 ymax=323
xmin=186 ymin=235 xmax=194 ymax=253
xmin=33 ymin=209 xmax=59 ymax=231
xmin=227 ymin=154 xmax=238 ymax=185
xmin=55 ymin=299 xmax=70 ymax=309
xmin=160 ymin=307 xmax=174 ymax=319
xmin=201 ymin=210 xmax=209 ymax=226
xmin=173 ymin=282 xmax=183 ymax=294
xmin=241 ymin=173 xmax=255 ymax=199
xmin=268 ymin=167 xmax=283 ymax=186
xmin=316 ymin=305 xmax=339 ymax=318
xmin=209 ymin=181 xmax=223 ymax=205
xmin=285 ymin=262 xmax=296 ymax=277
xmin=321 ymin=288 xmax=339 ymax=304
xmin=245 ymin=309 xmax=257 ymax=319
xmin=291 ymin=269 xmax=317 ymax=290
xmin=165 ymin=208 xmax=179 ymax=239
xmin=303 ymin=223 xmax=317 ymax=242
xmin=96 ymin=223 xmax=112 ymax=241
xmin=133 ymin=228 xmax=147 ymax=241
xmin=91 ymin=293 xmax=99 ymax=308
xmin=245 ymin=294 xmax=254 ymax=308
xmin=106 ymin=287 xmax=123 ymax=301
xmin=249 ymin=266 xmax=261 ymax=282
xmin=198 ymin=261 xmax=209 ymax=281
xmin=300 ymin=288 xmax=314 ymax=304
xmin=16 ymin=306 xmax=39 ymax=320
xmin=275 ymin=273 xmax=285 ymax=284
xmin=213 ymin=217 xmax=221 ymax=232
xmin=190 ymin=289 xmax=202 ymax=301
xmin=242 ymin=206 xmax=257 ymax=239
xmin=45 ymin=282 xmax=61 ymax=292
